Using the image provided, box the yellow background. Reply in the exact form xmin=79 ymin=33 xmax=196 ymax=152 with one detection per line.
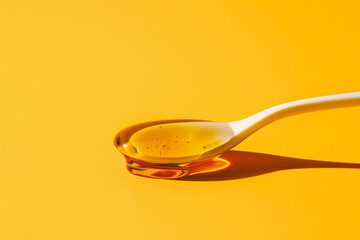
xmin=1 ymin=0 xmax=360 ymax=239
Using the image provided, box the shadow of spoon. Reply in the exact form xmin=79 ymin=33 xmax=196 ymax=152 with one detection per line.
xmin=178 ymin=151 xmax=360 ymax=181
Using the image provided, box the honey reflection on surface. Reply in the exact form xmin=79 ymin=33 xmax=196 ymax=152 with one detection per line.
xmin=124 ymin=155 xmax=230 ymax=179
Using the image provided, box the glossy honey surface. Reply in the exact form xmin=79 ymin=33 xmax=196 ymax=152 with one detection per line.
xmin=115 ymin=120 xmax=234 ymax=163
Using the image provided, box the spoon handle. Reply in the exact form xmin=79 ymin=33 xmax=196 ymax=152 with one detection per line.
xmin=229 ymin=92 xmax=360 ymax=136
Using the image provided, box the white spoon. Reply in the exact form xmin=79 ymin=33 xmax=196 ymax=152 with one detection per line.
xmin=114 ymin=92 xmax=360 ymax=177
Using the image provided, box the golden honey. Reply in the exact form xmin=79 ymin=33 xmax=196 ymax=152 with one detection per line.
xmin=114 ymin=119 xmax=235 ymax=179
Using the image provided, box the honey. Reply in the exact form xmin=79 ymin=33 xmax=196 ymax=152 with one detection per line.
xmin=114 ymin=119 xmax=235 ymax=179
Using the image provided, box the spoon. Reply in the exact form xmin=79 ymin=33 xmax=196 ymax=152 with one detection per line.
xmin=114 ymin=92 xmax=360 ymax=178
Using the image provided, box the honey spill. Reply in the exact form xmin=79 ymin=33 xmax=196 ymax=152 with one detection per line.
xmin=114 ymin=119 xmax=235 ymax=179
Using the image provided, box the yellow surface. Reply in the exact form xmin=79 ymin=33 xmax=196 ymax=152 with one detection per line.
xmin=1 ymin=1 xmax=360 ymax=239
